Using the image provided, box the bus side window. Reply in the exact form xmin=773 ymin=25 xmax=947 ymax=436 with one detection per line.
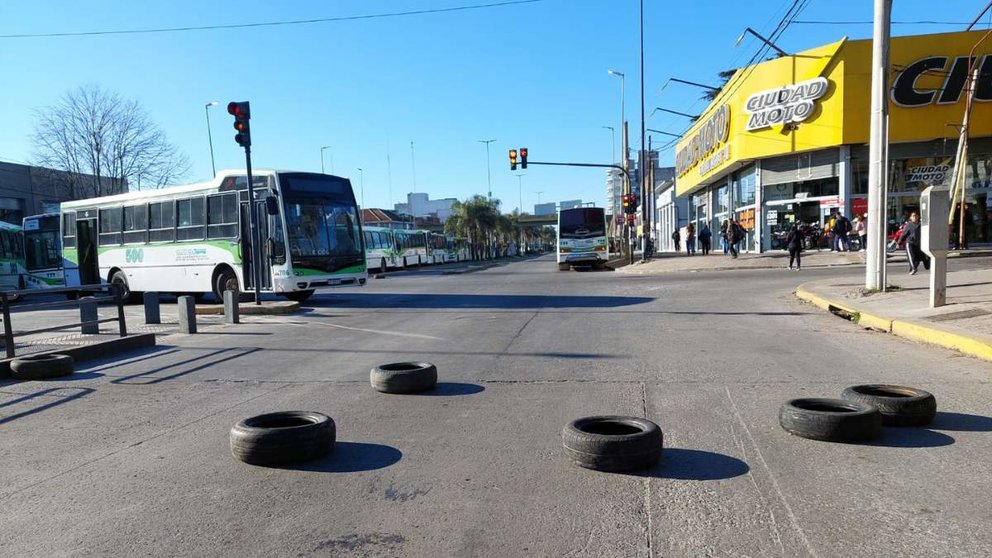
xmin=99 ymin=208 xmax=123 ymax=246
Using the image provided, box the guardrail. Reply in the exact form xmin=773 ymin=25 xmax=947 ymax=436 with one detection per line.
xmin=0 ymin=283 xmax=127 ymax=358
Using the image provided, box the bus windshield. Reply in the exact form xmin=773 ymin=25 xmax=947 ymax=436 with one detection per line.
xmin=279 ymin=173 xmax=363 ymax=271
xmin=23 ymin=215 xmax=61 ymax=272
xmin=559 ymin=208 xmax=606 ymax=238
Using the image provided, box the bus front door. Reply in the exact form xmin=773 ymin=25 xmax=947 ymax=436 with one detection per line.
xmin=240 ymin=201 xmax=272 ymax=291
xmin=75 ymin=219 xmax=100 ymax=286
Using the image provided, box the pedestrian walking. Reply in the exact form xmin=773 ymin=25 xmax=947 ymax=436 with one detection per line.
xmin=725 ymin=220 xmax=742 ymax=258
xmin=686 ymin=223 xmax=696 ymax=256
xmin=671 ymin=228 xmax=681 ymax=253
xmin=699 ymin=224 xmax=712 ymax=255
xmin=897 ymin=212 xmax=930 ymax=275
xmin=786 ymin=224 xmax=803 ymax=270
xmin=834 ymin=213 xmax=852 ymax=251
xmin=854 ymin=213 xmax=867 ymax=251
xmin=720 ymin=220 xmax=730 ymax=254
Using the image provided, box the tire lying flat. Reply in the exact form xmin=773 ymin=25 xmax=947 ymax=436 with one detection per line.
xmin=10 ymin=354 xmax=74 ymax=380
xmin=841 ymin=384 xmax=936 ymax=426
xmin=779 ymin=398 xmax=882 ymax=443
xmin=562 ymin=416 xmax=663 ymax=472
xmin=370 ymin=362 xmax=438 ymax=394
xmin=230 ymin=411 xmax=335 ymax=466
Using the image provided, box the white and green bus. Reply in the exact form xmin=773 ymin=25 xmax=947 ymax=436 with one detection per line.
xmin=0 ymin=221 xmax=25 ymax=294
xmin=61 ymin=169 xmax=366 ymax=302
xmin=363 ymin=225 xmax=404 ymax=273
xmin=557 ymin=207 xmax=609 ymax=271
xmin=23 ymin=213 xmax=65 ymax=289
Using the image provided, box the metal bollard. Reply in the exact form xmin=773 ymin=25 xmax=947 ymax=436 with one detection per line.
xmin=144 ymin=292 xmax=161 ymax=325
xmin=177 ymin=295 xmax=197 ymax=334
xmin=80 ymin=296 xmax=99 ymax=334
xmin=223 ymin=290 xmax=240 ymax=324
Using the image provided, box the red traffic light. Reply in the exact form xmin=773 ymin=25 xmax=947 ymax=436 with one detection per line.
xmin=227 ymin=101 xmax=250 ymax=119
xmin=520 ymin=147 xmax=528 ymax=169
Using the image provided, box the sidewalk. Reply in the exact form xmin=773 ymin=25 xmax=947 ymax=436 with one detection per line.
xmin=796 ymin=268 xmax=992 ymax=362
xmin=618 ymin=248 xmax=992 ymax=274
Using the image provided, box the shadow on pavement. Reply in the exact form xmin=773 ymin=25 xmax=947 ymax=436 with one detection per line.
xmin=306 ymin=293 xmax=653 ymax=310
xmin=865 ymin=428 xmax=955 ymax=448
xmin=56 ymin=371 xmax=105 ymax=381
xmin=0 ymin=387 xmax=94 ymax=425
xmin=635 ymin=448 xmax=750 ymax=480
xmin=111 ymin=347 xmax=261 ymax=385
xmin=291 ymin=442 xmax=402 ymax=473
xmin=929 ymin=412 xmax=992 ymax=432
xmin=409 ymin=382 xmax=485 ymax=396
xmin=78 ymin=347 xmax=181 ymax=374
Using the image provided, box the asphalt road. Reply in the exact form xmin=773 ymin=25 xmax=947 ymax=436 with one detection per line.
xmin=1 ymin=255 xmax=990 ymax=557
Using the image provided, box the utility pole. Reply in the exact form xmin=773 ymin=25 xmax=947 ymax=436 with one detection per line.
xmin=639 ymin=0 xmax=649 ymax=262
xmin=410 ymin=141 xmax=417 ymax=190
xmin=866 ymin=0 xmax=892 ymax=291
xmin=386 ymin=139 xmax=393 ymax=209
xmin=479 ymin=139 xmax=497 ymax=200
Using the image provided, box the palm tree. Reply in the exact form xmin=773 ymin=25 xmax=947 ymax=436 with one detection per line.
xmin=446 ymin=195 xmax=500 ymax=260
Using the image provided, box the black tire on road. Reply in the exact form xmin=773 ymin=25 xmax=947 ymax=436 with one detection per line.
xmin=779 ymin=398 xmax=882 ymax=443
xmin=10 ymin=354 xmax=74 ymax=380
xmin=284 ymin=289 xmax=315 ymax=303
xmin=370 ymin=362 xmax=438 ymax=394
xmin=230 ymin=411 xmax=335 ymax=466
xmin=840 ymin=385 xmax=936 ymax=426
xmin=562 ymin=416 xmax=663 ymax=472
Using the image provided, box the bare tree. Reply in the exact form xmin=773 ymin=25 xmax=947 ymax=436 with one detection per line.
xmin=31 ymin=85 xmax=189 ymax=197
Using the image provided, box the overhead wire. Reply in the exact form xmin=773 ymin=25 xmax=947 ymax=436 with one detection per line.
xmin=0 ymin=0 xmax=543 ymax=39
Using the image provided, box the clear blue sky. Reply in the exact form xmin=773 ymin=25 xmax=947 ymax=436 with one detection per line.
xmin=0 ymin=1 xmax=988 ymax=212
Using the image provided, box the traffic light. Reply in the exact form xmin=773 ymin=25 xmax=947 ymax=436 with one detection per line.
xmin=520 ymin=147 xmax=528 ymax=169
xmin=509 ymin=149 xmax=517 ymax=171
xmin=228 ymin=101 xmax=251 ymax=148
xmin=621 ymin=194 xmax=631 ymax=212
xmin=621 ymin=194 xmax=638 ymax=214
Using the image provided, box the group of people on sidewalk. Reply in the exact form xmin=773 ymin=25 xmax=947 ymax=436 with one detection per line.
xmin=671 ymin=219 xmax=746 ymax=258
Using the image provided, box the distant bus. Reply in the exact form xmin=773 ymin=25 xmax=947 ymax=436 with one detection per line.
xmin=557 ymin=207 xmax=609 ymax=270
xmin=23 ymin=213 xmax=65 ymax=289
xmin=0 ymin=221 xmax=25 ymax=295
xmin=60 ymin=169 xmax=366 ymax=302
xmin=427 ymin=232 xmax=448 ymax=264
xmin=394 ymin=229 xmax=429 ymax=267
xmin=446 ymin=236 xmax=469 ymax=263
xmin=363 ymin=226 xmax=403 ymax=273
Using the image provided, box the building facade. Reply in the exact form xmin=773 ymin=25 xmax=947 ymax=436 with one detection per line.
xmin=653 ymin=178 xmax=690 ymax=252
xmin=674 ymin=30 xmax=992 ymax=253
xmin=0 ymin=162 xmax=125 ymax=225
xmin=393 ymin=192 xmax=457 ymax=222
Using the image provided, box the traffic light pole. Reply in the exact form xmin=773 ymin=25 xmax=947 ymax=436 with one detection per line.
xmin=243 ymin=147 xmax=262 ymax=305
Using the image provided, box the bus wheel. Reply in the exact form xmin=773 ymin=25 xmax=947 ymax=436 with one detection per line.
xmin=110 ymin=271 xmax=135 ymax=303
xmin=380 ymin=259 xmax=387 ymax=274
xmin=284 ymin=290 xmax=315 ymax=303
xmin=213 ymin=268 xmax=240 ymax=303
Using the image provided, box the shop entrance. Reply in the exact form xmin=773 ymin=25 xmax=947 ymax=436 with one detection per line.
xmin=765 ymin=200 xmax=835 ymax=250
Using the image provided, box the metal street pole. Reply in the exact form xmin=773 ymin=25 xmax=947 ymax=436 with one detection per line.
xmin=515 ymin=173 xmax=525 ymax=213
xmin=639 ymin=0 xmax=649 ymax=261
xmin=602 ymin=126 xmax=615 ymax=163
xmin=205 ymin=102 xmax=219 ymax=177
xmin=866 ymin=0 xmax=892 ymax=291
xmin=479 ymin=139 xmax=497 ymax=199
xmin=320 ymin=146 xmax=332 ymax=174
xmin=357 ymin=167 xmax=365 ymax=208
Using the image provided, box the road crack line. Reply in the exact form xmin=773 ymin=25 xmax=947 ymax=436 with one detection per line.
xmin=725 ymin=386 xmax=817 ymax=558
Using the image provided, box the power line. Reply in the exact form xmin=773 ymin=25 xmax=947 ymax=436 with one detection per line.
xmin=793 ymin=20 xmax=972 ymax=26
xmin=0 ymin=0 xmax=543 ymax=39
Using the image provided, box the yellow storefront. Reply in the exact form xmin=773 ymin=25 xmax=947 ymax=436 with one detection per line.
xmin=674 ymin=30 xmax=992 ymax=252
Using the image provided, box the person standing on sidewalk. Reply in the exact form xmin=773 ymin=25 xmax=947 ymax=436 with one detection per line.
xmin=671 ymin=228 xmax=681 ymax=253
xmin=897 ymin=212 xmax=930 ymax=275
xmin=686 ymin=223 xmax=696 ymax=256
xmin=854 ymin=213 xmax=867 ymax=251
xmin=699 ymin=224 xmax=712 ymax=255
xmin=720 ymin=220 xmax=730 ymax=254
xmin=725 ymin=220 xmax=741 ymax=259
xmin=786 ymin=224 xmax=803 ymax=270
xmin=835 ymin=213 xmax=852 ymax=252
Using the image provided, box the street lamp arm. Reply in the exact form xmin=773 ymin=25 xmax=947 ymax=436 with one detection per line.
xmin=734 ymin=27 xmax=789 ymax=57
xmin=651 ymin=107 xmax=698 ymax=120
xmin=647 ymin=128 xmax=682 ymax=138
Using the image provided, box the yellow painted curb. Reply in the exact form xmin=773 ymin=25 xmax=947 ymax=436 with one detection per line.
xmin=891 ymin=319 xmax=992 ymax=363
xmin=795 ymin=285 xmax=892 ymax=332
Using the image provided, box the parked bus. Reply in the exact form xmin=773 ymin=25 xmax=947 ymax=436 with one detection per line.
xmin=0 ymin=221 xmax=25 ymax=295
xmin=363 ymin=225 xmax=403 ymax=273
xmin=427 ymin=232 xmax=448 ymax=264
xmin=60 ymin=169 xmax=366 ymax=303
xmin=557 ymin=207 xmax=609 ymax=270
xmin=394 ymin=229 xmax=429 ymax=267
xmin=23 ymin=213 xmax=65 ymax=289
xmin=446 ymin=236 xmax=469 ymax=262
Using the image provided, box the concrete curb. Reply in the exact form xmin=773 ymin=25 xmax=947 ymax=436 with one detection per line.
xmin=619 ymin=261 xmax=863 ymax=275
xmin=0 ymin=333 xmax=157 ymax=378
xmin=795 ymin=283 xmax=992 ymax=362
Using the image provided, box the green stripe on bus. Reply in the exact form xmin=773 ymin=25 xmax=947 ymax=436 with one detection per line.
xmin=293 ymin=264 xmax=366 ymax=276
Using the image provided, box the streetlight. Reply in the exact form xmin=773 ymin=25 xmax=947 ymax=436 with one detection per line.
xmin=607 ymin=69 xmax=625 ymax=151
xmin=602 ymin=126 xmax=615 ymax=163
xmin=515 ymin=173 xmax=525 ymax=214
xmin=734 ymin=27 xmax=790 ymax=57
xmin=356 ymin=167 xmax=365 ymax=208
xmin=320 ymin=146 xmax=333 ymax=174
xmin=204 ymin=102 xmax=219 ymax=177
xmin=535 ymin=190 xmax=544 ymax=205
xmin=478 ymin=139 xmax=496 ymax=199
